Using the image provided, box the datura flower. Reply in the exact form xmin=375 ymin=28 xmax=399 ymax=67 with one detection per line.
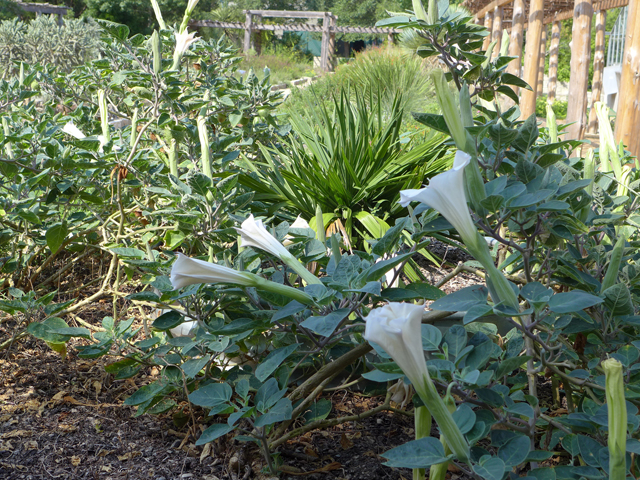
xmin=237 ymin=215 xmax=321 ymax=285
xmin=62 ymin=122 xmax=86 ymax=139
xmin=364 ymin=303 xmax=470 ymax=463
xmin=400 ymin=151 xmax=479 ymax=252
xmin=283 ymin=216 xmax=311 ymax=247
xmin=170 ymin=253 xmax=314 ymax=305
xmin=171 ymin=253 xmax=254 ymax=289
xmin=174 ymin=29 xmax=199 ymax=56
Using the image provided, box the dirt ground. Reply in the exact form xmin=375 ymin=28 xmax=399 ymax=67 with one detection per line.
xmin=0 ymin=244 xmax=484 ymax=480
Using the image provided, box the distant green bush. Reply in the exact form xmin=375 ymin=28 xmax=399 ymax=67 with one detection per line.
xmin=536 ymin=95 xmax=568 ymax=119
xmin=285 ymin=46 xmax=439 ymax=120
xmin=0 ymin=15 xmax=101 ymax=75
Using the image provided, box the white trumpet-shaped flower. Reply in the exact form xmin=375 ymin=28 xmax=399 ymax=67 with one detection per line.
xmin=170 ymin=253 xmax=315 ymax=305
xmin=238 ymin=215 xmax=291 ymax=259
xmin=169 ymin=320 xmax=197 ymax=338
xmin=283 ymin=216 xmax=311 ymax=247
xmin=364 ymin=302 xmax=470 ymax=462
xmin=400 ymin=151 xmax=478 ymax=250
xmin=62 ymin=122 xmax=86 ymax=139
xmin=237 ymin=215 xmax=322 ymax=285
xmin=174 ymin=29 xmax=199 ymax=57
xmin=170 ymin=253 xmax=255 ymax=289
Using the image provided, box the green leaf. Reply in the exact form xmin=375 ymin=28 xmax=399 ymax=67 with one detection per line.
xmin=45 ymin=222 xmax=68 ymax=254
xmin=577 ymin=434 xmax=603 ymax=467
xmin=513 ymin=114 xmax=539 ymax=153
xmin=548 ymin=291 xmax=603 ymax=313
xmin=372 ymin=218 xmax=410 ymax=256
xmin=421 ymin=324 xmax=442 ymax=351
xmin=444 ymin=325 xmax=467 ymax=357
xmin=195 ymin=424 xmax=234 ymax=445
xmin=495 ymin=355 xmax=532 ymax=378
xmin=152 ymin=310 xmax=183 ymax=331
xmin=361 ymin=369 xmax=404 ymax=382
xmin=381 ymin=437 xmax=450 ymax=468
xmin=271 ymin=301 xmax=306 ymax=323
xmin=611 ymin=345 xmax=639 ymax=367
xmin=98 ymin=19 xmax=130 ymax=40
xmin=254 ymin=344 xmax=299 ymax=382
xmin=452 ymin=404 xmax=476 ymax=434
xmin=123 ymin=378 xmax=168 ymax=406
xmin=126 ymin=291 xmax=160 ymax=302
xmin=254 ymin=398 xmax=292 ymax=427
xmin=302 ymin=398 xmax=332 ymax=423
xmin=182 ymin=355 xmax=210 ymax=379
xmin=501 ymin=72 xmax=532 ymax=90
xmin=300 ymin=308 xmax=350 ymax=337
xmin=188 ymin=383 xmax=233 ymax=407
xmin=473 ymin=457 xmax=507 ymax=480
xmin=603 ymin=283 xmax=634 ymax=316
xmin=430 ymin=285 xmax=488 ymax=312
xmin=412 ymin=113 xmax=451 ymax=136
xmin=109 ymin=247 xmax=146 ymax=258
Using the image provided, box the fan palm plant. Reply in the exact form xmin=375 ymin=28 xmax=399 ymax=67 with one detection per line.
xmin=239 ymin=91 xmax=452 ymax=254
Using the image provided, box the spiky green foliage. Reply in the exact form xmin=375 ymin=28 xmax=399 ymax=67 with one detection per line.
xmin=240 ymin=91 xmax=451 ymax=247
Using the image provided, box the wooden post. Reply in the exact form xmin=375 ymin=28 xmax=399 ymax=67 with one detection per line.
xmin=254 ymin=14 xmax=262 ymax=55
xmin=491 ymin=6 xmax=503 ymax=59
xmin=321 ymin=12 xmax=330 ymax=72
xmin=520 ymin=0 xmax=545 ymax=118
xmin=537 ymin=26 xmax=547 ymax=96
xmin=388 ymin=32 xmax=394 ymax=45
xmin=565 ymin=0 xmax=593 ymax=140
xmin=615 ymin=0 xmax=640 ymax=157
xmin=587 ymin=10 xmax=607 ymax=134
xmin=482 ymin=11 xmax=494 ymax=51
xmin=547 ymin=20 xmax=561 ymax=103
xmin=243 ymin=11 xmax=252 ymax=52
xmin=507 ymin=0 xmax=526 ymax=82
xmin=328 ymin=14 xmax=337 ymax=72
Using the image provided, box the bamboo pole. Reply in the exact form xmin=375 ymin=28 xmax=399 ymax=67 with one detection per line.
xmin=321 ymin=12 xmax=330 ymax=71
xmin=565 ymin=0 xmax=594 ymax=140
xmin=547 ymin=21 xmax=562 ymax=103
xmin=507 ymin=0 xmax=526 ymax=82
xmin=614 ymin=0 xmax=640 ymax=157
xmin=588 ymin=10 xmax=607 ymax=134
xmin=537 ymin=26 xmax=548 ymax=96
xmin=328 ymin=14 xmax=337 ymax=72
xmin=521 ymin=0 xmax=545 ymax=118
xmin=491 ymin=6 xmax=504 ymax=59
xmin=483 ymin=11 xmax=494 ymax=51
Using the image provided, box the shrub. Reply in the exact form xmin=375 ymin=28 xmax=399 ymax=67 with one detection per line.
xmin=285 ymin=46 xmax=439 ymax=119
xmin=536 ymin=94 xmax=568 ymax=119
xmin=0 ymin=15 xmax=101 ymax=75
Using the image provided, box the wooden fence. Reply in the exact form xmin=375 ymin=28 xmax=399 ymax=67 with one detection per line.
xmin=190 ymin=10 xmax=400 ymax=72
xmin=13 ymin=1 xmax=71 ymax=26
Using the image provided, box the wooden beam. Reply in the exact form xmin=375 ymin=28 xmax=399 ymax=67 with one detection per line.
xmin=507 ymin=0 xmax=525 ymax=82
xmin=587 ymin=10 xmax=606 ymax=134
xmin=521 ymin=0 xmax=545 ymax=118
xmin=565 ymin=0 xmax=593 ymax=140
xmin=328 ymin=14 xmax=337 ymax=72
xmin=482 ymin=11 xmax=494 ymax=51
xmin=491 ymin=6 xmax=504 ymax=59
xmin=547 ymin=21 xmax=562 ymax=102
xmin=615 ymin=0 xmax=640 ymax=157
xmin=246 ymin=10 xmax=330 ymax=18
xmin=537 ymin=26 xmax=548 ymax=96
xmin=475 ymin=0 xmax=515 ymax=21
xmin=540 ymin=0 xmax=628 ymax=24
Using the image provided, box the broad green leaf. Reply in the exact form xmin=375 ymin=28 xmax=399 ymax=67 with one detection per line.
xmin=254 ymin=344 xmax=299 ymax=382
xmin=254 ymin=397 xmax=292 ymax=427
xmin=381 ymin=437 xmax=450 ymax=468
xmin=182 ymin=355 xmax=210 ymax=379
xmin=153 ymin=311 xmax=183 ymax=331
xmin=495 ymin=355 xmax=532 ymax=378
xmin=473 ymin=457 xmax=507 ymax=480
xmin=548 ymin=291 xmax=603 ymax=313
xmin=302 ymin=398 xmax=332 ymax=423
xmin=430 ymin=285 xmax=488 ymax=312
xmin=300 ymin=308 xmax=350 ymax=337
xmin=195 ymin=424 xmax=234 ymax=445
xmin=188 ymin=383 xmax=233 ymax=407
xmin=421 ymin=324 xmax=442 ymax=351
xmin=123 ymin=378 xmax=168 ymax=406
xmin=45 ymin=222 xmax=68 ymax=254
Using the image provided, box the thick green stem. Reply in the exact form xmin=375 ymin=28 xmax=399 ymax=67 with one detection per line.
xmin=414 ymin=406 xmax=431 ymax=480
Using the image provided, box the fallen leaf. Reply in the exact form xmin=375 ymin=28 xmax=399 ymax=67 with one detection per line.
xmin=58 ymin=424 xmax=78 ymax=433
xmin=92 ymin=381 xmax=102 ymax=397
xmin=200 ymin=443 xmax=211 ymax=463
xmin=71 ymin=456 xmax=81 ymax=466
xmin=339 ymin=433 xmax=353 ymax=450
xmin=303 ymin=446 xmax=319 ymax=458
xmin=279 ymin=462 xmax=342 ymax=476
xmin=52 ymin=391 xmax=67 ymax=402
xmin=24 ymin=441 xmax=38 ymax=451
xmin=101 ymin=465 xmax=112 ymax=472
xmin=117 ymin=451 xmax=141 ymax=461
xmin=97 ymin=449 xmax=113 ymax=457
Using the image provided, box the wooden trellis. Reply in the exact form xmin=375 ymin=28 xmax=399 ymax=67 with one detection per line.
xmin=13 ymin=1 xmax=71 ymax=26
xmin=463 ymin=0 xmax=639 ymax=158
xmin=191 ymin=10 xmax=400 ymax=73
